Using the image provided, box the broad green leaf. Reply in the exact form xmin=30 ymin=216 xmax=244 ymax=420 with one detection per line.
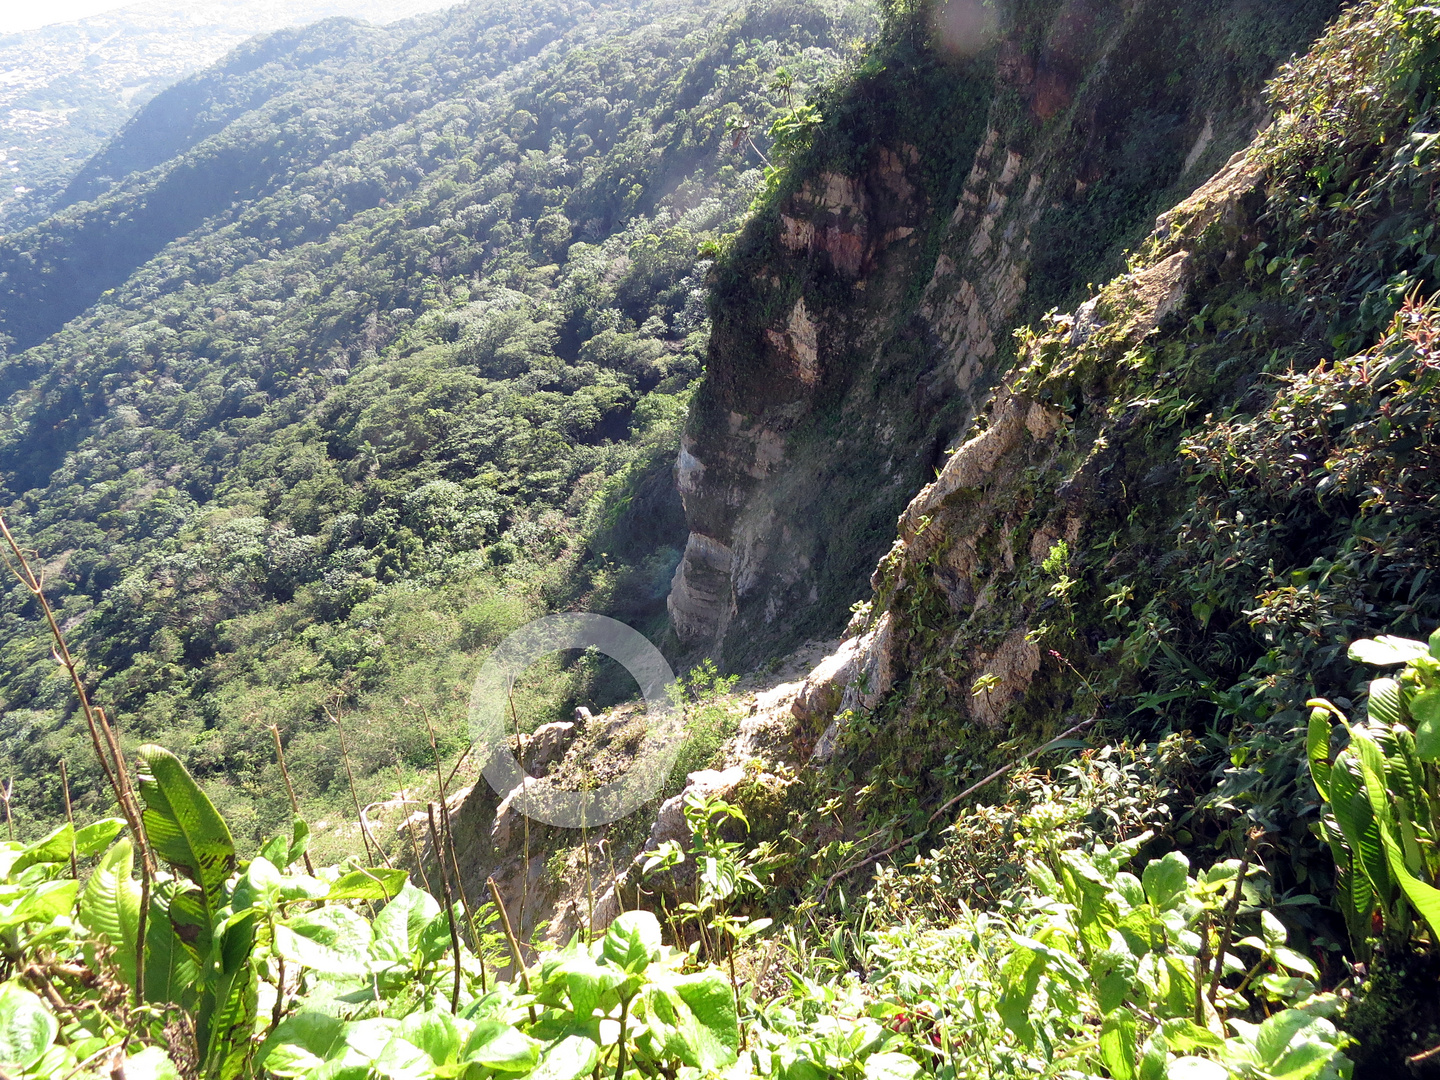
xmin=417 ymin=910 xmax=454 ymax=965
xmin=1166 ymin=1058 xmax=1228 ymax=1080
xmin=343 ymin=1018 xmax=400 ymax=1061
xmin=558 ymin=954 xmax=627 ymax=1019
xmin=1093 ymin=935 xmax=1139 ymax=1014
xmin=122 ymin=1046 xmax=182 ymax=1080
xmin=327 ymin=868 xmax=408 ymax=902
xmin=0 ymin=983 xmax=57 ymax=1069
xmin=230 ymin=856 xmax=282 ymax=913
xmin=602 ymin=910 xmax=661 ymax=972
xmin=461 ymin=1021 xmax=541 ymax=1072
xmin=199 ymin=909 xmax=258 ymax=1069
xmin=1272 ymin=946 xmax=1319 ymax=979
xmin=14 ymin=823 xmax=73 ymax=873
xmin=1328 ymin=754 xmax=1392 ymax=904
xmin=1142 ymin=852 xmax=1190 ymax=912
xmin=1099 ymin=1008 xmax=1137 ymax=1080
xmin=0 ymin=879 xmax=78 ymax=928
xmin=79 ymin=837 xmax=141 ymax=985
xmin=1379 ymin=815 xmax=1440 ymax=942
xmin=647 ymin=968 xmax=739 ymax=1070
xmin=372 ymin=883 xmax=440 ymax=961
xmin=1260 ymin=909 xmax=1286 ymax=951
xmin=1366 ymin=678 xmax=1406 ymax=726
xmin=1411 ymin=686 xmax=1440 ymax=760
xmin=1257 ymin=974 xmax=1317 ymax=1001
xmin=287 ymin=818 xmax=311 ymax=867
xmin=74 ymin=819 xmax=127 ymax=858
xmin=863 ymin=1052 xmax=921 ymax=1080
xmin=996 ymin=946 xmax=1043 ymax=1049
xmin=256 ymin=1011 xmax=346 ymax=1078
xmin=260 ymin=832 xmax=289 ymax=868
xmin=395 ymin=1010 xmax=463 ymax=1066
xmin=372 ymin=1033 xmax=433 ymax=1080
xmin=144 ymin=890 xmax=200 ymax=1006
xmin=1158 ymin=1019 xmax=1225 ymax=1052
xmin=136 ymin=745 xmax=235 ymax=957
xmin=531 ymin=1035 xmax=598 ymax=1080
xmin=1253 ymin=1009 xmax=1327 ymax=1068
xmin=277 ymin=906 xmax=373 ymax=976
xmin=1306 ymin=711 xmax=1333 ymax=800
xmin=1348 ymin=636 xmax=1427 ymax=666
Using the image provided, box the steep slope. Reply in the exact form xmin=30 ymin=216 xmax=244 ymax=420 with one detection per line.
xmin=566 ymin=2 xmax=1440 ymax=1067
xmin=669 ymin=0 xmax=1343 ymax=667
xmin=0 ymin=0 xmax=876 ymax=849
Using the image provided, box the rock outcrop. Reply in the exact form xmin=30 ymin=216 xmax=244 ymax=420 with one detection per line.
xmin=669 ymin=0 xmax=1340 ymax=667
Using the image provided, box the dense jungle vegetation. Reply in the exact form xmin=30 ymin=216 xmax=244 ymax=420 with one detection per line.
xmin=0 ymin=0 xmax=875 ymax=851
xmin=7 ymin=0 xmax=1440 ymax=1076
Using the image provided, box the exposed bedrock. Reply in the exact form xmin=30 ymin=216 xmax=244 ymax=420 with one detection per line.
xmin=669 ymin=0 xmax=1341 ymax=668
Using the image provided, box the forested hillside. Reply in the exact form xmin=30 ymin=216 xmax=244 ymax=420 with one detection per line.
xmin=0 ymin=0 xmax=466 ymax=229
xmin=9 ymin=0 xmax=1440 ymax=1078
xmin=0 ymin=0 xmax=874 ymax=845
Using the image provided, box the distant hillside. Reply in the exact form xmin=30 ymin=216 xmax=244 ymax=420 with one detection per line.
xmin=0 ymin=0 xmax=466 ymax=228
xmin=0 ymin=0 xmax=874 ymax=848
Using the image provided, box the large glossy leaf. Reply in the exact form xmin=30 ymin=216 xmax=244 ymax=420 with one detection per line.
xmin=74 ymin=818 xmax=127 ymax=858
xmin=1366 ymin=678 xmax=1406 ymax=726
xmin=531 ymin=1035 xmax=599 ymax=1080
xmin=1141 ymin=851 xmax=1189 ymax=912
xmin=1348 ymin=636 xmax=1428 ymax=666
xmin=863 ymin=1052 xmax=922 ymax=1080
xmin=144 ymin=888 xmax=200 ymax=1007
xmin=1379 ymin=815 xmax=1440 ymax=942
xmin=0 ymin=983 xmax=57 ymax=1069
xmin=371 ymin=883 xmax=440 ymax=962
xmin=643 ymin=968 xmax=739 ymax=1071
xmin=0 ymin=879 xmax=78 ymax=929
xmin=199 ymin=910 xmax=258 ymax=1078
xmin=79 ymin=838 xmax=141 ymax=985
xmin=136 ymin=745 xmax=235 ymax=956
xmin=460 ymin=1021 xmax=541 ymax=1073
xmin=1411 ymin=686 xmax=1440 ymax=760
xmin=14 ymin=823 xmax=73 ymax=873
xmin=275 ymin=906 xmax=373 ymax=976
xmin=327 ymin=868 xmax=408 ymax=902
xmin=1327 ymin=754 xmax=1393 ymax=905
xmin=255 ymin=1011 xmax=347 ymax=1078
xmin=602 ymin=910 xmax=661 ymax=972
xmin=1099 ymin=1009 xmax=1137 ymax=1080
xmin=1306 ymin=711 xmax=1333 ymax=801
xmin=120 ymin=1046 xmax=181 ymax=1080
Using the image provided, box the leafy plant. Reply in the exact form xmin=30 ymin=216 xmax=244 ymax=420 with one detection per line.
xmin=1307 ymin=627 xmax=1440 ymax=957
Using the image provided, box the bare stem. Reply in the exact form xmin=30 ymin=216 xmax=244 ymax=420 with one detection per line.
xmin=427 ymin=804 xmax=463 ymax=1015
xmin=327 ymin=706 xmax=377 ymax=865
xmin=271 ymin=725 xmax=315 ymax=875
xmin=487 ymin=878 xmax=536 ymax=997
xmin=59 ymin=760 xmax=78 ymax=879
xmin=0 ymin=515 xmax=143 ymax=847
xmin=506 ymin=679 xmax=531 ymax=941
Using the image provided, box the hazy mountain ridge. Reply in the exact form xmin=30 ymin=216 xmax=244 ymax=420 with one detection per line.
xmin=0 ymin=0 xmax=466 ymax=229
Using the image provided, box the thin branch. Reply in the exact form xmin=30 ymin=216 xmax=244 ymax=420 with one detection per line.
xmin=271 ymin=725 xmax=315 ymax=875
xmin=326 ymin=705 xmax=377 ymax=865
xmin=427 ymin=805 xmax=463 ymax=1015
xmin=59 ymin=761 xmax=78 ymax=879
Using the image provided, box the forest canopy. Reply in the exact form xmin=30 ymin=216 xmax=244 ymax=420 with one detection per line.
xmin=0 ymin=0 xmax=878 ymax=851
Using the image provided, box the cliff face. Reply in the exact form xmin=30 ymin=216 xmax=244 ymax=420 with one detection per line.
xmin=670 ymin=0 xmax=1342 ymax=667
